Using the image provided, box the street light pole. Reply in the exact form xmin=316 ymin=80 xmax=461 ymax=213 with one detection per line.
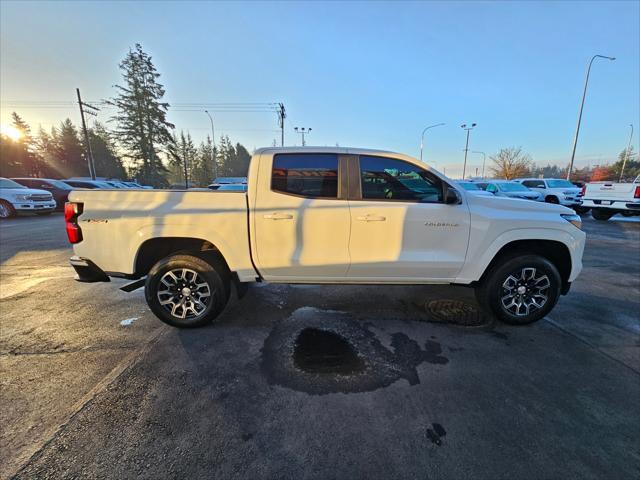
xmin=204 ymin=110 xmax=217 ymax=181
xmin=461 ymin=123 xmax=477 ymax=179
xmin=472 ymin=151 xmax=486 ymax=178
xmin=567 ymin=54 xmax=616 ymax=180
xmin=620 ymin=124 xmax=634 ymax=182
xmin=294 ymin=127 xmax=311 ymax=146
xmin=420 ymin=123 xmax=445 ymax=162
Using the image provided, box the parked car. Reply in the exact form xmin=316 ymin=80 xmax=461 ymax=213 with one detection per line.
xmin=515 ymin=178 xmax=582 ymax=208
xmin=581 ymin=175 xmax=640 ymax=221
xmin=122 ymin=181 xmax=153 ymax=189
xmin=216 ymin=184 xmax=248 ymax=192
xmin=64 ymin=180 xmax=114 ymax=189
xmin=475 ymin=180 xmax=543 ymax=201
xmin=11 ymin=178 xmax=72 ymax=210
xmin=0 ymin=177 xmax=57 ymax=218
xmin=66 ymin=147 xmax=585 ymax=328
xmin=208 ymin=177 xmax=247 ymax=190
xmin=455 ymin=181 xmax=494 ymax=196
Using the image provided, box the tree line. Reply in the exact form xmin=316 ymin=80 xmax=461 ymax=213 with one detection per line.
xmin=0 ymin=44 xmax=251 ymax=187
xmin=487 ymin=146 xmax=638 ymax=182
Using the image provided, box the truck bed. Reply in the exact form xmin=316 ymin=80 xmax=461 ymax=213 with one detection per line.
xmin=68 ymin=189 xmax=257 ymax=281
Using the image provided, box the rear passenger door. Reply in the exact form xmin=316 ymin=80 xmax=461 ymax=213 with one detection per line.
xmin=253 ymin=152 xmax=351 ymax=280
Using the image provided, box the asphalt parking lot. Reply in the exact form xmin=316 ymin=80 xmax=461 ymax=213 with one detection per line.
xmin=1 ymin=213 xmax=638 ymax=479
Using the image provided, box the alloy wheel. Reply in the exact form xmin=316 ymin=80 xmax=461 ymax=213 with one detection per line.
xmin=156 ymin=268 xmax=212 ymax=319
xmin=500 ymin=267 xmax=550 ymax=317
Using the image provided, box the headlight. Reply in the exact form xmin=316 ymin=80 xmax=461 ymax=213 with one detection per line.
xmin=14 ymin=194 xmax=31 ymax=201
xmin=561 ymin=213 xmax=582 ymax=230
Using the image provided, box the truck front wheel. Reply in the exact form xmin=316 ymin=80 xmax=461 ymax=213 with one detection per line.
xmin=145 ymin=253 xmax=230 ymax=328
xmin=475 ymin=254 xmax=561 ymax=325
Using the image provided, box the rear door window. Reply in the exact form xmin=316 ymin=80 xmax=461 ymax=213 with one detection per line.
xmin=271 ymin=153 xmax=339 ymax=198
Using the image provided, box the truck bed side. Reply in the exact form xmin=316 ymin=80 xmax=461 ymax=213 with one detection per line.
xmin=69 ymin=189 xmax=258 ymax=281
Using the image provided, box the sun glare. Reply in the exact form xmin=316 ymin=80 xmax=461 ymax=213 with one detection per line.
xmin=1 ymin=124 xmax=23 ymax=141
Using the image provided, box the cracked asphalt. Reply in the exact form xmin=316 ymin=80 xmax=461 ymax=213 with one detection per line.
xmin=1 ymin=213 xmax=638 ymax=479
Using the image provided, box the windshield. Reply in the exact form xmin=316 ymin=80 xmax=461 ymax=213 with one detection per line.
xmin=547 ymin=179 xmax=574 ymax=188
xmin=498 ymin=182 xmax=529 ymax=192
xmin=48 ymin=179 xmax=73 ymax=190
xmin=458 ymin=182 xmax=481 ymax=191
xmin=0 ymin=178 xmax=26 ymax=189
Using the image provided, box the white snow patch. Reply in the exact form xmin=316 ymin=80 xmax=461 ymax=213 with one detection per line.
xmin=120 ymin=317 xmax=139 ymax=326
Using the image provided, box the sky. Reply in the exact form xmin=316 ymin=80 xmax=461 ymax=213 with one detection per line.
xmin=1 ymin=0 xmax=638 ymax=178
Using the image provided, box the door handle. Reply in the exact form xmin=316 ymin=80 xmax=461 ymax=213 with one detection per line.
xmin=263 ymin=213 xmax=293 ymax=220
xmin=356 ymin=214 xmax=386 ymax=222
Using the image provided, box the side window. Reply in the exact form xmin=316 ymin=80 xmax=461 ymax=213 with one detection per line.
xmin=486 ymin=184 xmax=498 ymax=193
xmin=359 ymin=156 xmax=443 ymax=202
xmin=524 ymin=180 xmax=544 ymax=188
xmin=271 ymin=153 xmax=338 ymax=198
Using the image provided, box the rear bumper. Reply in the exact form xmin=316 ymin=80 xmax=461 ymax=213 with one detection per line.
xmin=69 ymin=256 xmax=110 ymax=283
xmin=582 ymin=199 xmax=640 ymax=211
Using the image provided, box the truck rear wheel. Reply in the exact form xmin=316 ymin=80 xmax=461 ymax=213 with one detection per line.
xmin=145 ymin=253 xmax=230 ymax=328
xmin=591 ymin=208 xmax=614 ymax=221
xmin=475 ymin=254 xmax=561 ymax=325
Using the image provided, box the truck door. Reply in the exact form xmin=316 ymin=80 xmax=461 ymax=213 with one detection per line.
xmin=253 ymin=152 xmax=351 ymax=280
xmin=347 ymin=155 xmax=470 ymax=281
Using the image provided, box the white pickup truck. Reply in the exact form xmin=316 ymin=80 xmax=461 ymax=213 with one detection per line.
xmin=581 ymin=175 xmax=640 ymax=221
xmin=66 ymin=147 xmax=585 ymax=327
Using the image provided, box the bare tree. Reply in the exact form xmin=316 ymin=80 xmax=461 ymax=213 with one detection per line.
xmin=489 ymin=147 xmax=533 ymax=179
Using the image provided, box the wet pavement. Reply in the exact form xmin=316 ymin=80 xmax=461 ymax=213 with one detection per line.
xmin=1 ymin=213 xmax=638 ymax=479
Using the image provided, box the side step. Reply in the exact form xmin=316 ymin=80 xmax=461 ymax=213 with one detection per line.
xmin=120 ymin=278 xmax=146 ymax=292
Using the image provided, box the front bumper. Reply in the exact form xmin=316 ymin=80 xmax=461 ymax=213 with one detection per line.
xmin=70 ymin=256 xmax=110 ymax=283
xmin=15 ymin=202 xmax=56 ymax=212
xmin=559 ymin=197 xmax=581 ymax=207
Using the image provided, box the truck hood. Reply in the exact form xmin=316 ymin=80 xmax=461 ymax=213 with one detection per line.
xmin=1 ymin=187 xmax=52 ymax=197
xmin=466 ymin=192 xmax=574 ymax=215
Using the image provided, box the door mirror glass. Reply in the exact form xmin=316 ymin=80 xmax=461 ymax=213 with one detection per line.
xmin=444 ymin=188 xmax=461 ymax=204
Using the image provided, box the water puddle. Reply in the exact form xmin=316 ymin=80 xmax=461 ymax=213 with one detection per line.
xmin=261 ymin=307 xmax=449 ymax=395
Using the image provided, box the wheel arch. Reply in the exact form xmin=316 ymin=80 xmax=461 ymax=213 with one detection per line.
xmin=478 ymin=239 xmax=571 ymax=291
xmin=134 ymin=237 xmax=231 ymax=278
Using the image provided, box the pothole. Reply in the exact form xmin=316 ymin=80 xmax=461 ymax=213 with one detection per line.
xmin=426 ymin=300 xmax=488 ymax=326
xmin=293 ymin=328 xmax=364 ymax=375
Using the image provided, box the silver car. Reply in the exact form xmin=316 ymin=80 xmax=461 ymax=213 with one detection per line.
xmin=475 ymin=180 xmax=543 ymax=201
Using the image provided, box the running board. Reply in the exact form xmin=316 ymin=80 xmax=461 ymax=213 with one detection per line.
xmin=120 ymin=278 xmax=146 ymax=292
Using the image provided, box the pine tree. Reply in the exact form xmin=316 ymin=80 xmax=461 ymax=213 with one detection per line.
xmin=167 ymin=131 xmax=197 ymax=187
xmin=52 ymin=119 xmax=88 ymax=178
xmin=233 ymin=143 xmax=251 ymax=177
xmin=89 ymin=123 xmax=127 ymax=179
xmin=191 ymin=136 xmax=215 ymax=186
xmin=109 ymin=43 xmax=173 ymax=187
xmin=216 ymin=135 xmax=234 ymax=177
xmin=0 ymin=112 xmax=46 ymax=177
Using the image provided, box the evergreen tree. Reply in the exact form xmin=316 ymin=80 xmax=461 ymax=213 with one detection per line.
xmin=232 ymin=143 xmax=251 ymax=176
xmin=216 ymin=135 xmax=234 ymax=177
xmin=109 ymin=43 xmax=173 ymax=187
xmin=191 ymin=136 xmax=215 ymax=186
xmin=89 ymin=123 xmax=127 ymax=179
xmin=52 ymin=119 xmax=88 ymax=178
xmin=611 ymin=146 xmax=639 ymax=181
xmin=0 ymin=112 xmax=47 ymax=177
xmin=167 ymin=131 xmax=197 ymax=187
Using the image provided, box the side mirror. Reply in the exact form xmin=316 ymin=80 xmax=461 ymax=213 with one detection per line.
xmin=445 ymin=188 xmax=461 ymax=204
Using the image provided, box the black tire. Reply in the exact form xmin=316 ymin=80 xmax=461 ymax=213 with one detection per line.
xmin=36 ymin=211 xmax=53 ymax=216
xmin=475 ymin=254 xmax=562 ymax=325
xmin=591 ymin=208 xmax=614 ymax=221
xmin=0 ymin=200 xmax=16 ymax=219
xmin=573 ymin=206 xmax=590 ymax=215
xmin=145 ymin=252 xmax=230 ymax=328
xmin=545 ymin=196 xmax=559 ymax=204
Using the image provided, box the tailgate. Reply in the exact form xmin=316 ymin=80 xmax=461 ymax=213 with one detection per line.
xmin=585 ymin=182 xmax=636 ymax=200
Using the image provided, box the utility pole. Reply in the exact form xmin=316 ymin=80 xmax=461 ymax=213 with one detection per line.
xmin=76 ymin=88 xmax=99 ymax=180
xmin=567 ymin=54 xmax=616 ymax=180
xmin=204 ymin=110 xmax=217 ymax=180
xmin=294 ymin=127 xmax=311 ymax=146
xmin=619 ymin=124 xmax=634 ymax=182
xmin=277 ymin=103 xmax=286 ymax=146
xmin=460 ymin=123 xmax=477 ymax=180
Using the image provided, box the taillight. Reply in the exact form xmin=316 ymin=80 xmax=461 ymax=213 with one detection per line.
xmin=65 ymin=202 xmax=83 ymax=244
xmin=635 ymin=186 xmax=640 ymax=199
xmin=581 ymin=185 xmax=586 ymax=197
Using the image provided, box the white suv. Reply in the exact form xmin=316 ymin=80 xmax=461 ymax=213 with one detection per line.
xmin=516 ymin=178 xmax=582 ymax=207
xmin=0 ymin=177 xmax=56 ymax=218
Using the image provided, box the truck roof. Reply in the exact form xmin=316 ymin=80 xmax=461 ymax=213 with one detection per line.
xmin=254 ymin=146 xmax=420 ymax=163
